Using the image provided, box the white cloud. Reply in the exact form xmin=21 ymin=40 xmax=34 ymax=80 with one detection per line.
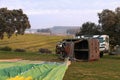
xmin=1 ymin=0 xmax=120 ymax=15
xmin=26 ymin=9 xmax=100 ymax=15
xmin=0 ymin=0 xmax=23 ymax=9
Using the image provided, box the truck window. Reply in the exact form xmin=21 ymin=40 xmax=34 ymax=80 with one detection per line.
xmin=97 ymin=38 xmax=104 ymax=43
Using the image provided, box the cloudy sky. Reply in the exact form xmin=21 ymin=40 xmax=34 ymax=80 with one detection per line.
xmin=0 ymin=0 xmax=120 ymax=29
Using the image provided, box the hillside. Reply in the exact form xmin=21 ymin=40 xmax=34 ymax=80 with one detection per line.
xmin=50 ymin=26 xmax=80 ymax=34
xmin=0 ymin=34 xmax=70 ymax=52
xmin=25 ymin=26 xmax=80 ymax=35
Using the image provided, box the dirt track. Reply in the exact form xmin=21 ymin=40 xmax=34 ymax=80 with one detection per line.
xmin=0 ymin=59 xmax=22 ymax=62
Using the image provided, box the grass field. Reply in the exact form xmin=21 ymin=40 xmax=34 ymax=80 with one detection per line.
xmin=0 ymin=34 xmax=71 ymax=52
xmin=64 ymin=55 xmax=120 ymax=80
xmin=0 ymin=34 xmax=120 ymax=80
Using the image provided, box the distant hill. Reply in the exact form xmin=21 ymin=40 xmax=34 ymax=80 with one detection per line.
xmin=25 ymin=26 xmax=80 ymax=35
xmin=50 ymin=26 xmax=80 ymax=35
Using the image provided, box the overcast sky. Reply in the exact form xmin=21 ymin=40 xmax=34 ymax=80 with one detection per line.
xmin=0 ymin=0 xmax=120 ymax=29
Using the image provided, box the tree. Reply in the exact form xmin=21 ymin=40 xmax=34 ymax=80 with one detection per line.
xmin=0 ymin=8 xmax=31 ymax=39
xmin=98 ymin=9 xmax=117 ymax=34
xmin=114 ymin=7 xmax=120 ymax=45
xmin=76 ymin=22 xmax=102 ymax=36
xmin=98 ymin=7 xmax=120 ymax=45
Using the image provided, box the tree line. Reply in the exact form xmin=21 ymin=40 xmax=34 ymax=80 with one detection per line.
xmin=76 ymin=7 xmax=120 ymax=46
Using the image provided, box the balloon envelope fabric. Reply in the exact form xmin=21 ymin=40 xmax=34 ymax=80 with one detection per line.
xmin=0 ymin=61 xmax=68 ymax=80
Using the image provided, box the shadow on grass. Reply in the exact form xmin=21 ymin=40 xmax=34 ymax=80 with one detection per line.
xmin=102 ymin=55 xmax=120 ymax=60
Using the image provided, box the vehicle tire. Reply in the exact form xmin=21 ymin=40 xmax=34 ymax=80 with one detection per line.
xmin=100 ymin=52 xmax=103 ymax=58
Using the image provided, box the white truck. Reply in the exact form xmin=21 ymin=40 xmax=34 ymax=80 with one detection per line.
xmin=75 ymin=35 xmax=110 ymax=57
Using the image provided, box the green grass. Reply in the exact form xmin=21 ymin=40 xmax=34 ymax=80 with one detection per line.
xmin=64 ymin=55 xmax=120 ymax=80
xmin=0 ymin=51 xmax=58 ymax=61
xmin=0 ymin=34 xmax=71 ymax=52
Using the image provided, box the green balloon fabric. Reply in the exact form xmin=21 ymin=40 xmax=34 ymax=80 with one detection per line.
xmin=0 ymin=61 xmax=68 ymax=80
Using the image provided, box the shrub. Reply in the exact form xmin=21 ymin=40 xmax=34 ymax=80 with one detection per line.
xmin=0 ymin=46 xmax=12 ymax=51
xmin=38 ymin=48 xmax=52 ymax=54
xmin=14 ymin=48 xmax=26 ymax=52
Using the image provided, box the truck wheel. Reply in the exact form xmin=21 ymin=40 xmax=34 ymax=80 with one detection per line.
xmin=100 ymin=52 xmax=103 ymax=58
